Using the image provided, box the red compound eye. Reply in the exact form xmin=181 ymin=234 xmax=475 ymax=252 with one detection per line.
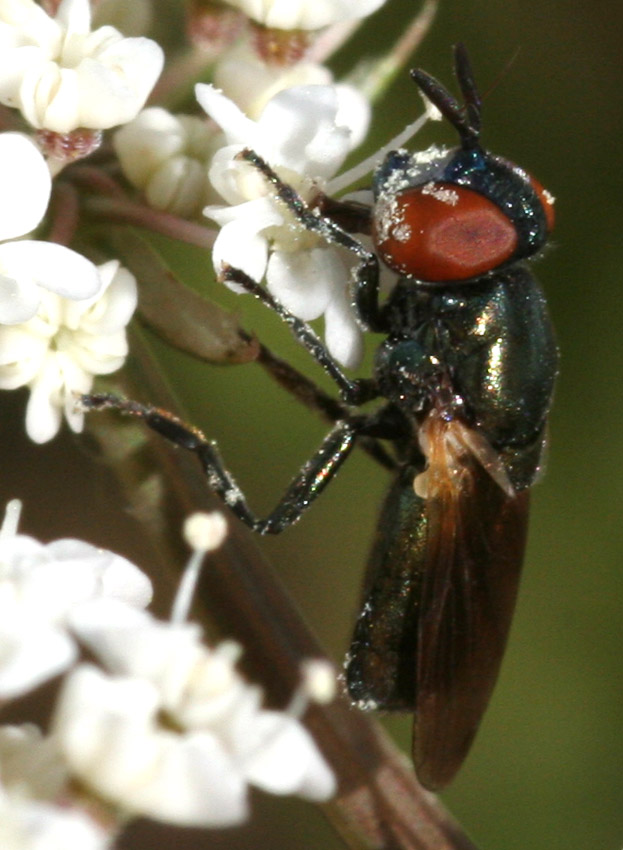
xmin=373 ymin=182 xmax=518 ymax=282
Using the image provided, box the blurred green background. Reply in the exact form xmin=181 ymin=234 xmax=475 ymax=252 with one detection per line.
xmin=1 ymin=0 xmax=622 ymax=848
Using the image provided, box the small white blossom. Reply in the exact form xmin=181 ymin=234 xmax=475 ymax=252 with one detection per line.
xmin=214 ymin=40 xmax=333 ymax=119
xmin=0 ymin=500 xmax=152 ymax=699
xmin=113 ymin=108 xmax=223 ymax=218
xmin=0 ymin=0 xmax=164 ymax=133
xmin=56 ymin=604 xmax=335 ymax=826
xmin=0 ymin=259 xmax=137 ymax=443
xmin=220 ymin=0 xmax=387 ymax=30
xmin=0 ymin=726 xmax=111 ymax=850
xmin=0 ymin=786 xmax=111 ymax=850
xmin=197 ymin=83 xmax=371 ymax=368
xmin=0 ymin=132 xmax=102 ymax=325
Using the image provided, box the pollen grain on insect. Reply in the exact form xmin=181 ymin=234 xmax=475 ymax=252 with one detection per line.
xmin=421 ymin=182 xmax=458 ymax=205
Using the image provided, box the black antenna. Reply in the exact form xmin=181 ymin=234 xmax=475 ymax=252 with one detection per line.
xmin=410 ymin=44 xmax=482 ymax=149
xmin=453 ymin=43 xmax=482 ymax=136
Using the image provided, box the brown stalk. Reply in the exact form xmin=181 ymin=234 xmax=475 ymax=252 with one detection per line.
xmin=86 ymin=330 xmax=480 ymax=850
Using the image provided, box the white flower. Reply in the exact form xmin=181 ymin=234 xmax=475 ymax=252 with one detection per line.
xmin=0 ymin=259 xmax=137 ymax=443
xmin=0 ymin=726 xmax=111 ymax=850
xmin=113 ymin=108 xmax=224 ymax=218
xmin=220 ymin=0 xmax=387 ymax=30
xmin=213 ymin=40 xmax=333 ymax=119
xmin=0 ymin=785 xmax=111 ymax=850
xmin=0 ymin=0 xmax=164 ymax=133
xmin=197 ymin=83 xmax=371 ymax=368
xmin=0 ymin=132 xmax=102 ymax=325
xmin=0 ymin=499 xmax=152 ymax=699
xmin=55 ymin=604 xmax=335 ymax=827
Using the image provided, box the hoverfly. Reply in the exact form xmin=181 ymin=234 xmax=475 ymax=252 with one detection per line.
xmin=85 ymin=45 xmax=558 ymax=790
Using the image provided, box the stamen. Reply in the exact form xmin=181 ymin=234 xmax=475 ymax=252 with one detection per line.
xmin=287 ymin=659 xmax=336 ymax=719
xmin=171 ymin=511 xmax=228 ymax=624
xmin=326 ymin=112 xmax=429 ymax=195
xmin=300 ymin=659 xmax=337 ymax=705
xmin=233 ymin=658 xmax=335 ymax=780
xmin=1 ymin=500 xmax=22 ymax=539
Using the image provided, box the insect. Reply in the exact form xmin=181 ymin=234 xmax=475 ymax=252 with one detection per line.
xmin=84 ymin=45 xmax=558 ymax=790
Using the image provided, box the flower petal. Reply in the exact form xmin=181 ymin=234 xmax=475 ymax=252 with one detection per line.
xmin=55 ymin=0 xmax=92 ymax=34
xmin=212 ymin=220 xmax=269 ymax=284
xmin=54 ymin=664 xmax=249 ymax=827
xmin=25 ymin=362 xmax=65 ymax=443
xmin=266 ymin=248 xmax=333 ymax=320
xmin=0 ymin=625 xmax=76 ymax=698
xmin=75 ymin=36 xmax=165 ymax=129
xmin=195 ymin=83 xmax=260 ymax=148
xmin=0 ymin=272 xmax=42 ymax=324
xmin=0 ymin=326 xmax=48 ymax=388
xmin=258 ymin=86 xmax=350 ymax=177
xmin=0 ymin=133 xmax=51 ymax=240
xmin=213 ymin=41 xmax=332 ymax=120
xmin=0 ymin=240 xmax=102 ymax=304
xmin=324 ymin=282 xmax=364 ymax=369
xmin=224 ymin=0 xmax=386 ymax=29
xmin=239 ymin=711 xmax=336 ymax=800
xmin=334 ymin=83 xmax=371 ymax=150
xmin=113 ymin=106 xmax=184 ymax=187
xmin=46 ymin=538 xmax=153 ymax=609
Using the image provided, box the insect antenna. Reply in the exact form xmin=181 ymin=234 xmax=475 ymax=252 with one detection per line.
xmin=453 ymin=42 xmax=482 ymax=136
xmin=410 ymin=44 xmax=482 ymax=149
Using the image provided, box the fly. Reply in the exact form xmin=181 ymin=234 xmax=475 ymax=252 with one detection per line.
xmin=83 ymin=44 xmax=558 ymax=790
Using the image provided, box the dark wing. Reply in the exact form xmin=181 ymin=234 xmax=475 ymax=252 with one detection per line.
xmin=413 ymin=459 xmax=529 ymax=790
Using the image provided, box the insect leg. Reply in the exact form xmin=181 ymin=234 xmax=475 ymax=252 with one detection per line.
xmin=237 ymin=149 xmax=387 ymax=333
xmin=82 ymin=393 xmax=361 ymax=534
xmin=221 ymin=264 xmax=378 ymax=407
xmin=256 ymin=343 xmax=397 ymax=471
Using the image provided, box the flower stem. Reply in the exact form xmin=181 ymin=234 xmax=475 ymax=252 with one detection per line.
xmin=85 ymin=330 xmax=481 ymax=850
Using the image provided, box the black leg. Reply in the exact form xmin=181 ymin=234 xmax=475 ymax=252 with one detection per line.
xmin=82 ymin=394 xmax=362 ymax=534
xmin=221 ymin=264 xmax=378 ymax=407
xmin=256 ymin=343 xmax=397 ymax=471
xmin=237 ymin=149 xmax=387 ymax=334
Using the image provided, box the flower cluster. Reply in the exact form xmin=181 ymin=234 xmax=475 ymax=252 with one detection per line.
xmin=0 ymin=0 xmax=437 ymax=846
xmin=0 ymin=0 xmax=434 ymax=437
xmin=0 ymin=0 xmax=163 ymax=134
xmin=0 ymin=501 xmax=336 ymax=846
xmin=0 ymin=260 xmax=137 ymax=442
xmin=0 ymin=0 xmax=161 ymax=440
xmin=113 ymin=0 xmax=400 ymax=369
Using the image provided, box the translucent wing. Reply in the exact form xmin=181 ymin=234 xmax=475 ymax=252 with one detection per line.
xmin=413 ymin=456 xmax=528 ymax=789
